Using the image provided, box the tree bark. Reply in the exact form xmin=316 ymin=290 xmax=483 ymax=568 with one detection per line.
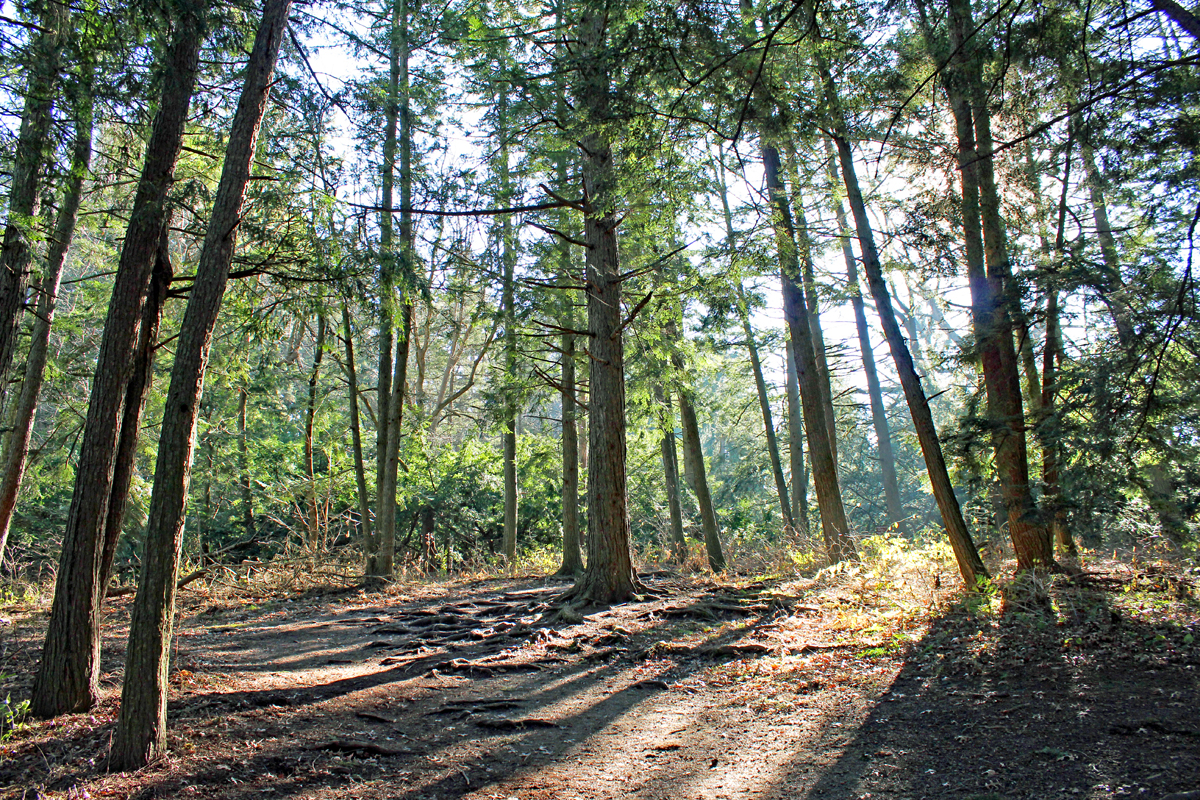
xmin=499 ymin=87 xmax=518 ymax=564
xmin=557 ymin=331 xmax=584 ymax=574
xmin=712 ymin=151 xmax=793 ymax=531
xmin=1043 ymin=134 xmax=1076 ymax=558
xmin=0 ymin=0 xmax=71 ymax=401
xmin=1150 ymin=0 xmax=1200 ymax=40
xmin=99 ymin=224 xmax=173 ymax=596
xmin=785 ymin=146 xmax=839 ymax=464
xmin=785 ymin=344 xmax=810 ymax=534
xmin=370 ymin=0 xmax=402 ymax=578
xmin=944 ymin=0 xmax=1051 ymax=572
xmin=816 ymin=49 xmax=987 ymax=587
xmin=108 ymin=0 xmax=290 ymax=768
xmin=342 ymin=304 xmax=373 ymax=559
xmin=304 ymin=315 xmax=326 ymax=547
xmin=567 ymin=2 xmax=636 ymax=605
xmin=669 ymin=324 xmax=726 ymax=573
xmin=0 ymin=63 xmax=92 ymax=565
xmin=763 ymin=144 xmax=856 ymax=561
xmin=31 ymin=4 xmax=207 ymax=719
xmin=823 ymin=139 xmax=906 ymax=535
xmin=656 ymin=386 xmax=688 ymax=564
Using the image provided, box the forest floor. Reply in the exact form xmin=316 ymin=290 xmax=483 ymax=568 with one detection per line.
xmin=1 ymin=555 xmax=1199 ymax=800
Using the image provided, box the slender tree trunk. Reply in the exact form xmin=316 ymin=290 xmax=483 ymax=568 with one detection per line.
xmin=0 ymin=67 xmax=92 ymax=564
xmin=342 ymin=305 xmax=373 ymax=559
xmin=669 ymin=324 xmax=725 ymax=572
xmin=557 ymin=332 xmax=584 ymax=575
xmin=785 ymin=345 xmax=810 ymax=534
xmin=0 ymin=0 xmax=71 ymax=400
xmin=371 ymin=0 xmax=401 ymax=578
xmin=763 ymin=144 xmax=856 ymax=561
xmin=31 ymin=5 xmax=207 ymax=719
xmin=421 ymin=506 xmax=435 ymax=569
xmin=551 ymin=9 xmax=583 ymax=578
xmin=785 ymin=146 xmax=839 ymax=463
xmin=371 ymin=0 xmax=413 ymax=579
xmin=1043 ymin=135 xmax=1075 ymax=558
xmin=238 ymin=383 xmax=254 ymax=538
xmin=304 ymin=315 xmax=326 ymax=547
xmin=656 ymin=386 xmax=688 ymax=564
xmin=712 ymin=152 xmax=793 ymax=529
xmin=109 ymin=0 xmax=290 ymax=767
xmin=943 ymin=0 xmax=1051 ymax=572
xmin=1079 ymin=132 xmax=1137 ymax=346
xmin=499 ymin=88 xmax=518 ymax=564
xmin=99 ymin=225 xmax=173 ymax=596
xmin=824 ymin=140 xmax=906 ymax=534
xmin=567 ymin=2 xmax=636 ymax=604
xmin=816 ymin=50 xmax=987 ymax=587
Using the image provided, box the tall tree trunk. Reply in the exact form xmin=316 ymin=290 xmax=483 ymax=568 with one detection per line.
xmin=108 ymin=0 xmax=290 ymax=768
xmin=99 ymin=225 xmax=173 ymax=596
xmin=0 ymin=64 xmax=92 ymax=565
xmin=557 ymin=331 xmax=584 ymax=575
xmin=712 ymin=151 xmax=793 ymax=530
xmin=763 ymin=144 xmax=856 ymax=561
xmin=342 ymin=304 xmax=373 ymax=559
xmin=552 ymin=6 xmax=583 ymax=578
xmin=238 ymin=384 xmax=254 ymax=538
xmin=784 ymin=145 xmax=839 ymax=463
xmin=0 ymin=0 xmax=71 ymax=400
xmin=656 ymin=385 xmax=688 ymax=564
xmin=1079 ymin=131 xmax=1137 ymax=346
xmin=370 ymin=0 xmax=402 ymax=578
xmin=823 ymin=143 xmax=906 ymax=534
xmin=785 ymin=344 xmax=810 ymax=534
xmin=669 ymin=322 xmax=725 ymax=572
xmin=567 ymin=2 xmax=636 ymax=604
xmin=1043 ymin=134 xmax=1075 ymax=558
xmin=1150 ymin=0 xmax=1200 ymax=40
xmin=31 ymin=5 xmax=207 ymax=719
xmin=816 ymin=50 xmax=988 ymax=587
xmin=304 ymin=315 xmax=326 ymax=548
xmin=499 ymin=88 xmax=518 ymax=564
xmin=943 ymin=0 xmax=1051 ymax=572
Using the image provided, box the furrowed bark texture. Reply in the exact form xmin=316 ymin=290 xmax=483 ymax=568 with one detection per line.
xmin=99 ymin=225 xmax=173 ymax=595
xmin=109 ymin=0 xmax=290 ymax=768
xmin=570 ymin=2 xmax=636 ymax=604
xmin=558 ymin=332 xmax=584 ymax=574
xmin=31 ymin=6 xmax=207 ymax=719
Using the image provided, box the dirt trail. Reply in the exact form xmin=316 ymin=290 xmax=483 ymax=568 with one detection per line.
xmin=1 ymin=567 xmax=1198 ymax=800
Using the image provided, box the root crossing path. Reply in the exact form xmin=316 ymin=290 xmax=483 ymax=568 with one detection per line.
xmin=1 ymin=570 xmax=1198 ymax=800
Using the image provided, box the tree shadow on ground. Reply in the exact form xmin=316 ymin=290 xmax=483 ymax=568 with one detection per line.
xmin=772 ymin=575 xmax=1200 ymax=800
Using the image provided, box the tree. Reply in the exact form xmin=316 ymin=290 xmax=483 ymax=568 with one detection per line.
xmin=109 ymin=0 xmax=292 ymax=767
xmin=564 ymin=1 xmax=637 ymax=604
xmin=31 ymin=0 xmax=209 ymax=718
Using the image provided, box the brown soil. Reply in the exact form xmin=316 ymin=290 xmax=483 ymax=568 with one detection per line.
xmin=1 ymin=562 xmax=1198 ymax=800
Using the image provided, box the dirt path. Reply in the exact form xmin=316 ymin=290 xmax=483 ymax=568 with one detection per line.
xmin=1 ymin=566 xmax=1198 ymax=800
